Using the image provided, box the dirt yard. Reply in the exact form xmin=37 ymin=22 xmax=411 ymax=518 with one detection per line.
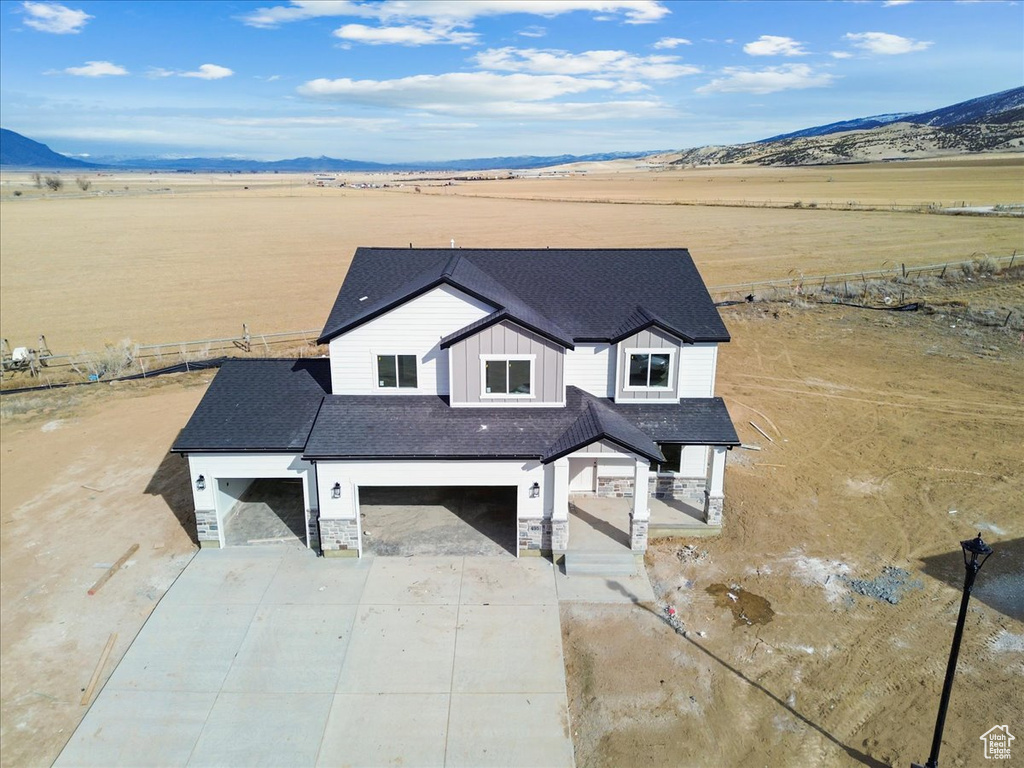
xmin=0 ymin=160 xmax=1021 ymax=767
xmin=563 ymin=274 xmax=1023 ymax=768
xmin=1 ymin=160 xmax=1021 ymax=353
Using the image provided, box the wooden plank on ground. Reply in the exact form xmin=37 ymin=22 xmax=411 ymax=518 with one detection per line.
xmin=87 ymin=543 xmax=139 ymax=596
xmin=80 ymin=633 xmax=117 ymax=706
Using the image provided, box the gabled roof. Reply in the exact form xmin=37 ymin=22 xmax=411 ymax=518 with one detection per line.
xmin=318 ymin=248 xmax=730 ymax=345
xmin=544 ymin=400 xmax=664 ymax=464
xmin=439 ymin=310 xmax=574 ymax=350
xmin=317 ymin=251 xmax=570 ymax=346
xmin=171 ymin=359 xmax=330 ymax=453
xmin=610 ymin=305 xmax=695 ymax=344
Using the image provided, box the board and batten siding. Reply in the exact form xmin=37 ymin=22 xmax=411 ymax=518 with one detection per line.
xmin=329 ymin=285 xmax=495 ymax=396
xmin=677 ymin=343 xmax=719 ymax=398
xmin=449 ymin=320 xmax=565 ymax=405
xmin=679 ymin=445 xmax=710 ymax=477
xmin=615 ymin=327 xmax=682 ymax=402
xmin=565 ymin=343 xmax=614 ymax=397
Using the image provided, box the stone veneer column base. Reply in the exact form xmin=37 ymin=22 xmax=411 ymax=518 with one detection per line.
xmin=518 ymin=518 xmax=563 ymax=556
xmin=630 ymin=515 xmax=649 ymax=552
xmin=195 ymin=509 xmax=219 ymax=546
xmin=320 ymin=518 xmax=360 ymax=555
xmin=597 ymin=475 xmax=706 ymax=502
xmin=704 ymin=492 xmax=724 ymax=526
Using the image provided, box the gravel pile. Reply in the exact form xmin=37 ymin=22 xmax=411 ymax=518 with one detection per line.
xmin=843 ymin=566 xmax=923 ymax=604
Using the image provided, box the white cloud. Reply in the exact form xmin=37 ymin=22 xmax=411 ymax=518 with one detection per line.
xmin=181 ymin=64 xmax=235 ymax=79
xmin=830 ymin=51 xmax=853 ymax=59
xmin=844 ymin=31 xmax=931 ymax=54
xmin=653 ymin=36 xmax=691 ymax=49
xmin=473 ymin=47 xmax=700 ymax=80
xmin=517 ymin=25 xmax=547 ymax=38
xmin=62 ymin=61 xmax=129 ymax=77
xmin=697 ymin=64 xmax=835 ymax=94
xmin=296 ymin=71 xmax=671 ymax=120
xmin=743 ymin=35 xmax=808 ymax=56
xmin=882 ymin=1 xmax=913 ymax=6
xmin=214 ymin=116 xmax=398 ymax=130
xmin=21 ymin=1 xmax=91 ymax=34
xmin=333 ymin=23 xmax=476 ymax=45
xmin=242 ymin=0 xmax=669 ymax=29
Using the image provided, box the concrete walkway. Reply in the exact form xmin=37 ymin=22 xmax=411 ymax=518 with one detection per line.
xmin=56 ymin=546 xmax=598 ymax=768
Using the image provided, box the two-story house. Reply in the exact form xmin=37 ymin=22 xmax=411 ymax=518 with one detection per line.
xmin=172 ymin=247 xmax=739 ymax=557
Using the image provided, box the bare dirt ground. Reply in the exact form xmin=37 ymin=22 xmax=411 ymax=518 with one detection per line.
xmin=563 ymin=274 xmax=1023 ymax=768
xmin=1 ymin=160 xmax=1021 ymax=353
xmin=0 ymin=161 xmax=1021 ymax=767
xmin=0 ymin=376 xmax=209 ymax=768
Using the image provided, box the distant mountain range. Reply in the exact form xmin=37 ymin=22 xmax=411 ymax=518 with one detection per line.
xmin=663 ymin=87 xmax=1024 ymax=167
xmin=0 ymin=128 xmax=97 ymax=169
xmin=0 ymin=131 xmax=656 ymax=172
xmin=2 ymin=87 xmax=1022 ymax=171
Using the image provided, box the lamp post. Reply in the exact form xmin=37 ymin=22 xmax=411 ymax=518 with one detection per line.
xmin=913 ymin=533 xmax=993 ymax=768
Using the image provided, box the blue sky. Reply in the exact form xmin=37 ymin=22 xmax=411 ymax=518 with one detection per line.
xmin=1 ymin=0 xmax=1021 ymax=161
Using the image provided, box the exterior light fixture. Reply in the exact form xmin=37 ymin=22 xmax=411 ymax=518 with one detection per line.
xmin=331 ymin=482 xmax=342 ymax=499
xmin=195 ymin=475 xmax=206 ymax=491
xmin=913 ymin=533 xmax=994 ymax=768
xmin=529 ymin=482 xmax=540 ymax=498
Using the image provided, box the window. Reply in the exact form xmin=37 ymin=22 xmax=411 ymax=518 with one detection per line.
xmin=482 ymin=355 xmax=534 ymax=397
xmin=653 ymin=444 xmax=682 ymax=473
xmin=376 ymin=354 xmax=418 ymax=389
xmin=625 ymin=349 xmax=674 ymax=390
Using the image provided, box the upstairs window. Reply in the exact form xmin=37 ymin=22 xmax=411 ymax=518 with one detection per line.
xmin=626 ymin=349 xmax=673 ymax=390
xmin=376 ymin=354 xmax=418 ymax=389
xmin=482 ymin=355 xmax=534 ymax=397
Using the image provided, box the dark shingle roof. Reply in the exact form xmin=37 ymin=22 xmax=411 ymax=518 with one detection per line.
xmin=174 ymin=360 xmax=737 ymax=459
xmin=610 ymin=305 xmax=696 ymax=344
xmin=318 ymin=248 xmax=729 ymax=345
xmin=545 ymin=401 xmax=664 ymax=464
xmin=171 ymin=359 xmax=330 ymax=453
xmin=317 ymin=251 xmax=573 ymax=346
xmin=304 ymin=386 xmax=737 ymax=461
xmin=613 ymin=398 xmax=740 ymax=445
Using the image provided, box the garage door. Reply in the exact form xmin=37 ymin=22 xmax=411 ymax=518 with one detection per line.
xmin=358 ymin=486 xmax=516 ymax=556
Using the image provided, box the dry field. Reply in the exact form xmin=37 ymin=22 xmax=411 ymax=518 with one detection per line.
xmin=0 ymin=159 xmax=1022 ymax=767
xmin=1 ymin=158 xmax=1021 ymax=355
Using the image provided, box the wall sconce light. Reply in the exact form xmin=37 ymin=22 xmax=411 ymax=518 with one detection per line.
xmin=195 ymin=475 xmax=206 ymax=491
xmin=529 ymin=482 xmax=540 ymax=498
xmin=332 ymin=482 xmax=342 ymax=499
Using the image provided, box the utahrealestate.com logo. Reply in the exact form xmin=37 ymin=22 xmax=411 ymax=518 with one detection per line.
xmin=980 ymin=725 xmax=1015 ymax=760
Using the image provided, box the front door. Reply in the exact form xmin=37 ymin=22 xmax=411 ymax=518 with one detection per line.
xmin=569 ymin=459 xmax=597 ymax=493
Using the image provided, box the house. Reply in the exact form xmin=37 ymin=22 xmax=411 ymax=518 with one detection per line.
xmin=172 ymin=247 xmax=739 ymax=557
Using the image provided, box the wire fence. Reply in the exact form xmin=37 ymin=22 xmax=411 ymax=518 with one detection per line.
xmin=707 ymin=252 xmax=1020 ymax=301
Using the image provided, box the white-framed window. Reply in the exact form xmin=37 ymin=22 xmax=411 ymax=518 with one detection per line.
xmin=375 ymin=353 xmax=418 ymax=389
xmin=481 ymin=354 xmax=535 ymax=398
xmin=624 ymin=348 xmax=674 ymax=390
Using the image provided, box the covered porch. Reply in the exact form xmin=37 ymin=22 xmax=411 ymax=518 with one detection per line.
xmin=568 ymin=495 xmax=721 ymax=555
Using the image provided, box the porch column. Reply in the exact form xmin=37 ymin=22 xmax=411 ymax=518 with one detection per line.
xmin=551 ymin=458 xmax=570 ymax=552
xmin=630 ymin=457 xmax=650 ymax=551
xmin=703 ymin=445 xmax=727 ymax=525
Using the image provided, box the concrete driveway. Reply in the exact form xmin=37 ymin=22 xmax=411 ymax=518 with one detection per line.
xmin=55 ymin=546 xmax=577 ymax=768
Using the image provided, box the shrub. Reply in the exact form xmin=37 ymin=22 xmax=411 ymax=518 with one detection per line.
xmin=43 ymin=176 xmax=63 ymax=191
xmin=31 ymin=172 xmax=42 ymax=188
xmin=75 ymin=176 xmax=91 ymax=191
xmin=13 ymin=190 xmax=22 ymax=197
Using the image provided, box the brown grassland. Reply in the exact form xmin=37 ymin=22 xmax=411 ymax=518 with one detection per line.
xmin=0 ymin=158 xmax=1022 ymax=767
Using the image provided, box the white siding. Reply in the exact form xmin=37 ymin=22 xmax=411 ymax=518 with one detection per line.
xmin=680 ymin=445 xmax=710 ymax=477
xmin=677 ymin=343 xmax=718 ymax=398
xmin=329 ymin=285 xmax=495 ymax=395
xmin=565 ymin=343 xmax=614 ymax=397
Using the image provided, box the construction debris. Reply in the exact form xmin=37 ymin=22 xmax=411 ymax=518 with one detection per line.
xmin=87 ymin=544 xmax=139 ymax=596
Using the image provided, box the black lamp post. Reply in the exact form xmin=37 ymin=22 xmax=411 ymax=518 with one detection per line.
xmin=913 ymin=533 xmax=993 ymax=768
